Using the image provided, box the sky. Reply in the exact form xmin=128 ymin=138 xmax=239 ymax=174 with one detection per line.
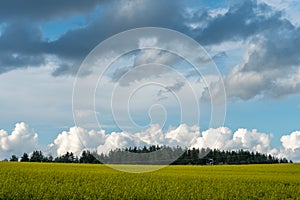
xmin=0 ymin=0 xmax=300 ymax=162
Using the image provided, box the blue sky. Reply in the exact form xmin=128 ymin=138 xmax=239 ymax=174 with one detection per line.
xmin=0 ymin=0 xmax=300 ymax=161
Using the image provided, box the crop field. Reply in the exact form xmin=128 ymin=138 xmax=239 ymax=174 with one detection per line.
xmin=0 ymin=162 xmax=299 ymax=199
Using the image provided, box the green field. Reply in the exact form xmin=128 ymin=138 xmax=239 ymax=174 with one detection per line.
xmin=0 ymin=163 xmax=299 ymax=199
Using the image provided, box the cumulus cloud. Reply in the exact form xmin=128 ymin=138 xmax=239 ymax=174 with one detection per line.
xmin=191 ymin=127 xmax=277 ymax=155
xmin=192 ymin=127 xmax=232 ymax=150
xmin=0 ymin=122 xmax=38 ymax=158
xmin=49 ymin=124 xmax=299 ymax=161
xmin=1 ymin=123 xmax=300 ymax=161
xmin=277 ymin=131 xmax=300 ymax=161
xmin=281 ymin=131 xmax=300 ymax=151
xmin=231 ymin=128 xmax=275 ymax=153
xmin=51 ymin=126 xmax=106 ymax=156
xmin=200 ymin=0 xmax=300 ymax=100
xmin=51 ymin=123 xmax=199 ymax=155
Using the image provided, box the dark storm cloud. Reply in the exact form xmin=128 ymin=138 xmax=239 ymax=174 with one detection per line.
xmin=0 ymin=0 xmax=107 ymax=21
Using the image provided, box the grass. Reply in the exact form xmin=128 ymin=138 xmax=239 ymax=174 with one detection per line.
xmin=0 ymin=162 xmax=299 ymax=199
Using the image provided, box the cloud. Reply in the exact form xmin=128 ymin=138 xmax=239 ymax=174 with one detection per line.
xmin=164 ymin=81 xmax=185 ymax=92
xmin=0 ymin=22 xmax=47 ymax=73
xmin=278 ymin=131 xmax=300 ymax=161
xmin=281 ymin=131 xmax=300 ymax=151
xmin=92 ymin=0 xmax=289 ymax=65
xmin=191 ymin=127 xmax=276 ymax=155
xmin=51 ymin=123 xmax=199 ymax=155
xmin=231 ymin=128 xmax=274 ymax=153
xmin=165 ymin=124 xmax=200 ymax=147
xmin=192 ymin=127 xmax=232 ymax=150
xmin=111 ymin=49 xmax=181 ymax=86
xmin=1 ymin=123 xmax=300 ymax=161
xmin=0 ymin=0 xmax=186 ymax=75
xmin=203 ymin=23 xmax=300 ymax=100
xmin=259 ymin=0 xmax=300 ymax=26
xmin=0 ymin=0 xmax=107 ymax=21
xmin=0 ymin=122 xmax=38 ymax=158
xmin=196 ymin=0 xmax=288 ymax=45
xmin=48 ymin=0 xmax=184 ymax=75
xmin=2 ymin=0 xmax=300 ymax=88
xmin=49 ymin=124 xmax=299 ymax=162
xmin=52 ymin=126 xmax=106 ymax=156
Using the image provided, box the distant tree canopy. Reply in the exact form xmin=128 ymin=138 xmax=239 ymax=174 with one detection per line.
xmin=96 ymin=146 xmax=289 ymax=165
xmin=4 ymin=146 xmax=291 ymax=165
xmin=10 ymin=155 xmax=18 ymax=162
xmin=20 ymin=153 xmax=29 ymax=162
xmin=30 ymin=151 xmax=44 ymax=162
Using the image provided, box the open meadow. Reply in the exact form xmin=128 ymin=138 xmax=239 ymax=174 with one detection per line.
xmin=0 ymin=162 xmax=299 ymax=199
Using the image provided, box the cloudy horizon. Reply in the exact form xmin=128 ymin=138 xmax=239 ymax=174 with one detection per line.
xmin=0 ymin=122 xmax=299 ymax=162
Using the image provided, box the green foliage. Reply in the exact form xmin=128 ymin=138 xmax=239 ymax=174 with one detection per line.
xmin=98 ymin=146 xmax=286 ymax=165
xmin=9 ymin=155 xmax=18 ymax=162
xmin=30 ymin=150 xmax=44 ymax=162
xmin=79 ymin=150 xmax=100 ymax=164
xmin=0 ymin=163 xmax=299 ymax=199
xmin=20 ymin=153 xmax=29 ymax=162
xmin=5 ymin=146 xmax=290 ymax=165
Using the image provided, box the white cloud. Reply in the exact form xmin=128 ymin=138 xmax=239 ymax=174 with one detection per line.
xmin=277 ymin=130 xmax=300 ymax=161
xmin=191 ymin=127 xmax=276 ymax=155
xmin=51 ymin=123 xmax=200 ymax=155
xmin=97 ymin=131 xmax=146 ymax=155
xmin=165 ymin=124 xmax=200 ymax=147
xmin=50 ymin=124 xmax=299 ymax=162
xmin=208 ymin=8 xmax=228 ymax=18
xmin=52 ymin=126 xmax=106 ymax=156
xmin=277 ymin=148 xmax=300 ymax=162
xmin=281 ymin=131 xmax=300 ymax=151
xmin=192 ymin=127 xmax=232 ymax=149
xmin=0 ymin=122 xmax=38 ymax=158
xmin=1 ymin=123 xmax=300 ymax=162
xmin=231 ymin=128 xmax=274 ymax=153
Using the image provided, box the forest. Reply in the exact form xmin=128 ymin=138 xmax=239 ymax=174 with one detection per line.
xmin=6 ymin=146 xmax=292 ymax=165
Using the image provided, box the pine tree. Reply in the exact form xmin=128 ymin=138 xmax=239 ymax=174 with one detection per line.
xmin=20 ymin=153 xmax=29 ymax=162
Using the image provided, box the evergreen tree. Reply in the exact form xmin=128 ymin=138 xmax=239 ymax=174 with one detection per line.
xmin=20 ymin=153 xmax=29 ymax=162
xmin=30 ymin=150 xmax=44 ymax=162
xmin=10 ymin=155 xmax=18 ymax=162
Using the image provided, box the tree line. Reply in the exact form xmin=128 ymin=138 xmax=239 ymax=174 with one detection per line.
xmin=5 ymin=145 xmax=292 ymax=165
